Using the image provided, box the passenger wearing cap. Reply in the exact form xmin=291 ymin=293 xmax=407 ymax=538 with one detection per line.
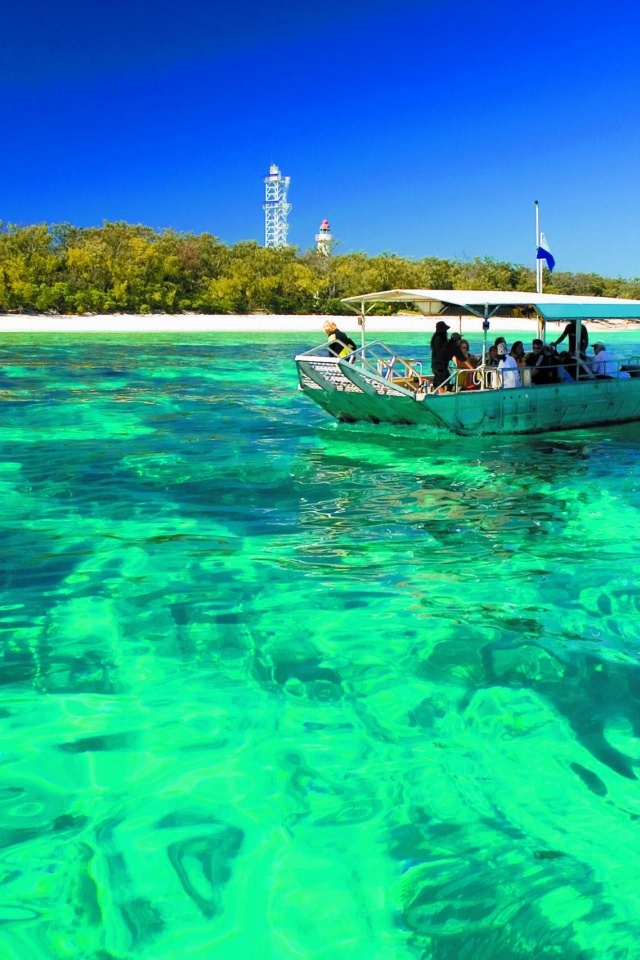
xmin=430 ymin=321 xmax=473 ymax=392
xmin=590 ymin=341 xmax=630 ymax=378
xmin=497 ymin=341 xmax=521 ymax=388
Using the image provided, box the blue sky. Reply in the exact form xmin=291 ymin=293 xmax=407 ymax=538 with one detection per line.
xmin=3 ymin=0 xmax=640 ymax=277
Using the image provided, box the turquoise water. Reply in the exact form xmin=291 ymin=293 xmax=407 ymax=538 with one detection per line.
xmin=2 ymin=330 xmax=640 ymax=960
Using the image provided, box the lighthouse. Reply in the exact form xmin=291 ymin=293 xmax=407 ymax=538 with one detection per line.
xmin=315 ymin=218 xmax=333 ymax=256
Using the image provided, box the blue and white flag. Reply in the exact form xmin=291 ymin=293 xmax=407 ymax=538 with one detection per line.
xmin=536 ymin=232 xmax=555 ymax=272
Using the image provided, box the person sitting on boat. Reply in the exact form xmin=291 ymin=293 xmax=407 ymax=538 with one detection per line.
xmin=459 ymin=339 xmax=477 ymax=364
xmin=509 ymin=341 xmax=526 ymax=364
xmin=497 ymin=341 xmax=521 ymax=388
xmin=481 ymin=344 xmax=500 ymax=388
xmin=558 ymin=351 xmax=576 ymax=381
xmin=451 ymin=333 xmax=477 ymax=389
xmin=430 ymin=322 xmax=473 ymax=393
xmin=590 ymin=341 xmax=631 ymax=378
xmin=552 ymin=320 xmax=589 ymax=358
xmin=323 ymin=321 xmax=357 ymax=358
xmin=524 ymin=339 xmax=560 ymax=384
xmin=524 ymin=338 xmax=543 ymax=366
xmin=462 ymin=338 xmax=481 ymax=370
xmin=485 ymin=344 xmax=499 ymax=367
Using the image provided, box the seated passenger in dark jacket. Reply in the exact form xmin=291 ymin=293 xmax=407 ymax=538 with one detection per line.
xmin=524 ymin=339 xmax=560 ymax=384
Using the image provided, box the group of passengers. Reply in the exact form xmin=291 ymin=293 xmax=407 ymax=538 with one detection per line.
xmin=320 ymin=318 xmax=630 ymax=392
xmin=429 ymin=319 xmax=629 ymax=392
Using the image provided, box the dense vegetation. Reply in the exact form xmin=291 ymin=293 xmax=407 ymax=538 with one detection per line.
xmin=1 ymin=221 xmax=639 ymax=316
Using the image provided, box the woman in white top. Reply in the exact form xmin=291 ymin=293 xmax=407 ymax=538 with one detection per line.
xmin=497 ymin=342 xmax=521 ymax=388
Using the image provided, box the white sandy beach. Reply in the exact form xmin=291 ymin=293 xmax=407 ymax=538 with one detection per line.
xmin=0 ymin=313 xmax=638 ymax=335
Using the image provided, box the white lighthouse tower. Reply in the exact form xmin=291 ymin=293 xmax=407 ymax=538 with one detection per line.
xmin=263 ymin=164 xmax=291 ymax=248
xmin=315 ymin=218 xmax=333 ymax=256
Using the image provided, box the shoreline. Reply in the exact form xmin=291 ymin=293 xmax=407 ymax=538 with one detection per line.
xmin=0 ymin=313 xmax=639 ymax=335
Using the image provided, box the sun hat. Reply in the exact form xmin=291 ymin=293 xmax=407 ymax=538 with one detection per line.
xmin=593 ymin=341 xmax=606 ymax=349
xmin=435 ymin=320 xmax=450 ymax=331
xmin=450 ymin=332 xmax=462 ymax=340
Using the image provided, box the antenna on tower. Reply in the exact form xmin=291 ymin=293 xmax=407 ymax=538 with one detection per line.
xmin=263 ymin=164 xmax=291 ymax=248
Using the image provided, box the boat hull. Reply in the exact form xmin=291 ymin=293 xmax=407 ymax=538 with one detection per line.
xmin=296 ymin=356 xmax=640 ymax=435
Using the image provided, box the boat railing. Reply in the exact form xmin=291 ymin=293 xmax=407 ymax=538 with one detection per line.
xmin=622 ymin=356 xmax=640 ymax=377
xmin=296 ymin=340 xmax=423 ymax=378
xmin=434 ymin=364 xmax=503 ymax=393
xmin=295 ymin=342 xmax=344 ymax=360
xmin=444 ymin=355 xmax=640 ymax=391
xmin=351 ymin=342 xmax=423 ymax=386
xmin=576 ymin=356 xmax=640 ymax=380
xmin=295 ymin=340 xmax=426 ymax=396
xmin=297 ymin=342 xmax=640 ymax=398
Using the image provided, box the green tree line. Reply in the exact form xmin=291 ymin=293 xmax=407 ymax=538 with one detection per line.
xmin=1 ymin=221 xmax=639 ymax=316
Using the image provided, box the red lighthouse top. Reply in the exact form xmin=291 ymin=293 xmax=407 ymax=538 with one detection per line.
xmin=319 ymin=219 xmax=331 ymax=230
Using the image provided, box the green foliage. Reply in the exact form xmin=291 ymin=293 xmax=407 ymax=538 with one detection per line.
xmin=0 ymin=220 xmax=637 ymax=316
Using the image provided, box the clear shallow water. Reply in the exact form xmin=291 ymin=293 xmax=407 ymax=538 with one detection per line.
xmin=1 ymin=330 xmax=640 ymax=959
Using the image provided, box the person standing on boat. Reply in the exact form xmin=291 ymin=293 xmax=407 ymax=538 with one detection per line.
xmin=430 ymin=322 xmax=473 ymax=393
xmin=553 ymin=320 xmax=589 ymax=357
xmin=430 ymin=320 xmax=451 ymax=391
xmin=323 ymin=321 xmax=357 ymax=358
xmin=497 ymin=341 xmax=521 ymax=388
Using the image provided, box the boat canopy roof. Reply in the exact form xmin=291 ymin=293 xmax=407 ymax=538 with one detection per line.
xmin=341 ymin=289 xmax=640 ymax=321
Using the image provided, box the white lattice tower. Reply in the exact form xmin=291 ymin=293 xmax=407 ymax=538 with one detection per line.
xmin=263 ymin=164 xmax=292 ymax=247
xmin=315 ymin=218 xmax=333 ymax=256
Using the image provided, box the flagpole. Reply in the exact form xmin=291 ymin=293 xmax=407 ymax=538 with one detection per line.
xmin=534 ymin=200 xmax=542 ymax=294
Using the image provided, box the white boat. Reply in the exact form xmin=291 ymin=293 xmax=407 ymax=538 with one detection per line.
xmin=294 ymin=290 xmax=640 ymax=435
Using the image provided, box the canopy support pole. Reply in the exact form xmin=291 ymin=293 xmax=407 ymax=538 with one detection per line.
xmin=539 ymin=317 xmax=545 ymax=342
xmin=358 ymin=301 xmax=366 ymax=354
xmin=535 ymin=200 xmax=542 ymax=294
xmin=482 ymin=304 xmax=489 ymax=366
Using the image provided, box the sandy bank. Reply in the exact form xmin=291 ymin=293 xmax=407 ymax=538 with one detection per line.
xmin=0 ymin=314 xmax=638 ymax=335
